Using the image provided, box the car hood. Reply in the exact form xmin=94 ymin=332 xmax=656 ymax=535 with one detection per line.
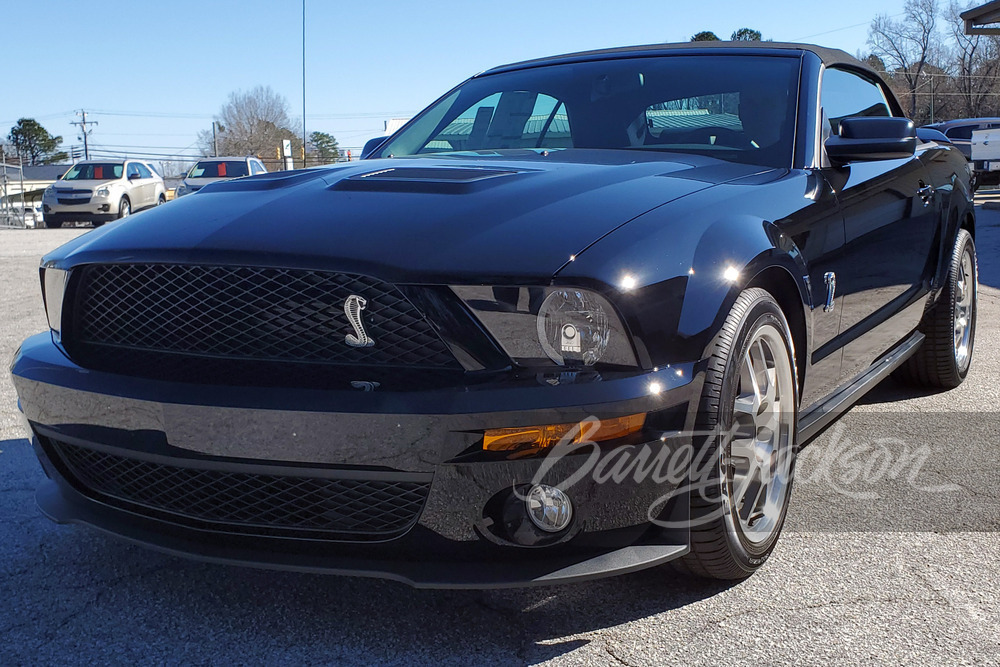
xmin=48 ymin=150 xmax=775 ymax=283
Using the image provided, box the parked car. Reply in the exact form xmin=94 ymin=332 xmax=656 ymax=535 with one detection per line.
xmin=924 ymin=117 xmax=1000 ymax=190
xmin=2 ymin=203 xmax=43 ymax=228
xmin=12 ymin=42 xmax=976 ymax=587
xmin=923 ymin=117 xmax=1000 ymax=159
xmin=41 ymin=160 xmax=166 ymax=228
xmin=174 ymin=156 xmax=267 ymax=198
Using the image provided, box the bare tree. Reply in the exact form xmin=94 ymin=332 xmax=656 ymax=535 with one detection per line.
xmin=868 ymin=0 xmax=942 ymax=119
xmin=948 ymin=1 xmax=1000 ymax=118
xmin=198 ymin=86 xmax=302 ymax=162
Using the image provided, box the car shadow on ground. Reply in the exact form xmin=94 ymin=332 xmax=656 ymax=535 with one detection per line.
xmin=15 ymin=525 xmax=740 ymax=662
xmin=972 ymin=200 xmax=999 ymax=288
xmin=854 ymin=375 xmax=950 ymax=405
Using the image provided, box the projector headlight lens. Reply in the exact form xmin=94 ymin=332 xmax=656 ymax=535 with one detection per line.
xmin=537 ymin=289 xmax=610 ymax=366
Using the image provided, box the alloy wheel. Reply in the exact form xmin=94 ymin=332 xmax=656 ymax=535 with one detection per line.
xmin=954 ymin=249 xmax=976 ymax=371
xmin=726 ymin=323 xmax=796 ymax=546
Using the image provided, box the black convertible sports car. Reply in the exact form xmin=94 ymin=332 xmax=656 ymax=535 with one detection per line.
xmin=11 ymin=42 xmax=977 ymax=587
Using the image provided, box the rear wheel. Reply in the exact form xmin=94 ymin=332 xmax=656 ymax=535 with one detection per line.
xmin=673 ymin=288 xmax=798 ymax=580
xmin=896 ymin=229 xmax=977 ymax=388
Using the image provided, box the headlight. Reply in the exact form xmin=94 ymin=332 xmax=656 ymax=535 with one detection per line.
xmin=95 ymin=186 xmax=111 ymax=197
xmin=452 ymin=285 xmax=637 ymax=368
xmin=43 ymin=186 xmax=55 ymax=198
xmin=41 ymin=265 xmax=70 ymax=338
xmin=175 ymin=183 xmax=188 ymax=197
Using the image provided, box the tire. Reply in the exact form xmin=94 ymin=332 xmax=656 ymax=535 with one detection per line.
xmin=895 ymin=229 xmax=977 ymax=388
xmin=44 ymin=217 xmax=63 ymax=229
xmin=673 ymin=287 xmax=798 ymax=580
xmin=117 ymin=197 xmax=131 ymax=220
xmin=157 ymin=194 xmax=166 ymax=206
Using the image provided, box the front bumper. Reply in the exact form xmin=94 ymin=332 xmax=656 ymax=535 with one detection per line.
xmin=43 ymin=197 xmax=118 ymax=222
xmin=12 ymin=332 xmax=701 ymax=587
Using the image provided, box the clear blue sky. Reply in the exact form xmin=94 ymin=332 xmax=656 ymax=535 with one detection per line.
xmin=1 ymin=0 xmax=913 ymax=167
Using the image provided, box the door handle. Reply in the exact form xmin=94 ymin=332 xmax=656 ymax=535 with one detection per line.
xmin=917 ymin=184 xmax=935 ymax=206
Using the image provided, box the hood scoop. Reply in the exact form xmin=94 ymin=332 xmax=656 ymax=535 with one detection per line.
xmin=332 ymin=166 xmax=525 ymax=194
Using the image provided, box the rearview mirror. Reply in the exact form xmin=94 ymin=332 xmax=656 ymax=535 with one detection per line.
xmin=826 ymin=117 xmax=916 ymax=164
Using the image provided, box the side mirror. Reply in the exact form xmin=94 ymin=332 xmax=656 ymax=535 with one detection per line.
xmin=825 ymin=117 xmax=916 ymax=164
xmin=362 ymin=136 xmax=389 ymax=159
xmin=128 ymin=172 xmax=141 ymax=180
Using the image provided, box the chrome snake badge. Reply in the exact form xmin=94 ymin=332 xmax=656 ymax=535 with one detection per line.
xmin=344 ymin=295 xmax=376 ymax=348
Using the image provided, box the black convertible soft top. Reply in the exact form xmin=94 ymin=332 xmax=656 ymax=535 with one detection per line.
xmin=482 ymin=41 xmax=871 ymax=77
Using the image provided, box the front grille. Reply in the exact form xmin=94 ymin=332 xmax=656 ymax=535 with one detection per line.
xmin=46 ymin=438 xmax=431 ymax=539
xmin=68 ymin=264 xmax=459 ymax=376
xmin=58 ymin=198 xmax=91 ymax=205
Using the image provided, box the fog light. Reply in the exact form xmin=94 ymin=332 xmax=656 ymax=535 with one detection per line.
xmin=525 ymin=484 xmax=573 ymax=533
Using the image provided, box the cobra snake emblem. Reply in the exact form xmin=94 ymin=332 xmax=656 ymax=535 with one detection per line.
xmin=344 ymin=295 xmax=375 ymax=348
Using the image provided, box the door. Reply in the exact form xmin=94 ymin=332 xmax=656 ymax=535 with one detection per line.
xmin=134 ymin=162 xmax=156 ymax=207
xmin=125 ymin=162 xmax=144 ymax=207
xmin=819 ymin=67 xmax=938 ymax=381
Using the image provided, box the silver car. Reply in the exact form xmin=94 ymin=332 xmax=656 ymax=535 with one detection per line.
xmin=42 ymin=160 xmax=166 ymax=228
xmin=174 ymin=156 xmax=267 ymax=198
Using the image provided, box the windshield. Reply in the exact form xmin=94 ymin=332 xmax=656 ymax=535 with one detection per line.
xmin=377 ymin=55 xmax=800 ymax=168
xmin=188 ymin=160 xmax=249 ymax=179
xmin=62 ymin=163 xmax=124 ymax=181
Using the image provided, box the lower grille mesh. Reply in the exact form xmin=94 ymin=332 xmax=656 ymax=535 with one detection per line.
xmin=47 ymin=438 xmax=430 ymax=539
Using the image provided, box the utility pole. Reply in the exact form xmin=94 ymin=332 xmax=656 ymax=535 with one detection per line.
xmin=302 ymin=0 xmax=307 ymax=168
xmin=213 ymin=121 xmax=219 ymax=157
xmin=70 ymin=110 xmax=97 ymax=160
xmin=18 ymin=149 xmax=26 ymax=227
xmin=929 ymin=73 xmax=935 ymax=125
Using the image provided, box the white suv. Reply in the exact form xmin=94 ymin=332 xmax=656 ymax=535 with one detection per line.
xmin=174 ymin=156 xmax=267 ymax=198
xmin=42 ymin=160 xmax=166 ymax=228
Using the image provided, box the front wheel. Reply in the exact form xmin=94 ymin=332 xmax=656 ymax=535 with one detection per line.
xmin=157 ymin=193 xmax=166 ymax=206
xmin=117 ymin=197 xmax=131 ymax=220
xmin=44 ymin=217 xmax=63 ymax=229
xmin=673 ymin=287 xmax=798 ymax=580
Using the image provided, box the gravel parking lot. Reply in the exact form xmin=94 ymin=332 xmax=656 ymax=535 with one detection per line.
xmin=2 ymin=216 xmax=999 ymax=665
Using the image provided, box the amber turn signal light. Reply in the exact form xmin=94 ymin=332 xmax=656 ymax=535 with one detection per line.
xmin=483 ymin=413 xmax=646 ymax=452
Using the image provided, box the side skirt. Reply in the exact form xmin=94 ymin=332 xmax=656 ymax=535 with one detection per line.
xmin=798 ymin=331 xmax=925 ymax=446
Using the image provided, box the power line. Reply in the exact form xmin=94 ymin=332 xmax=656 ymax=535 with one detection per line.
xmin=790 ymin=12 xmax=906 ymax=42
xmin=88 ymin=108 xmax=213 ymax=119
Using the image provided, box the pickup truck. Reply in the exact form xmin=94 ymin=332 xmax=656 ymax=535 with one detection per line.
xmin=970 ymin=128 xmax=1000 ymax=190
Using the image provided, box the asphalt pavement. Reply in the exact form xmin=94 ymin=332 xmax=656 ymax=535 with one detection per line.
xmin=1 ymin=209 xmax=998 ymax=665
